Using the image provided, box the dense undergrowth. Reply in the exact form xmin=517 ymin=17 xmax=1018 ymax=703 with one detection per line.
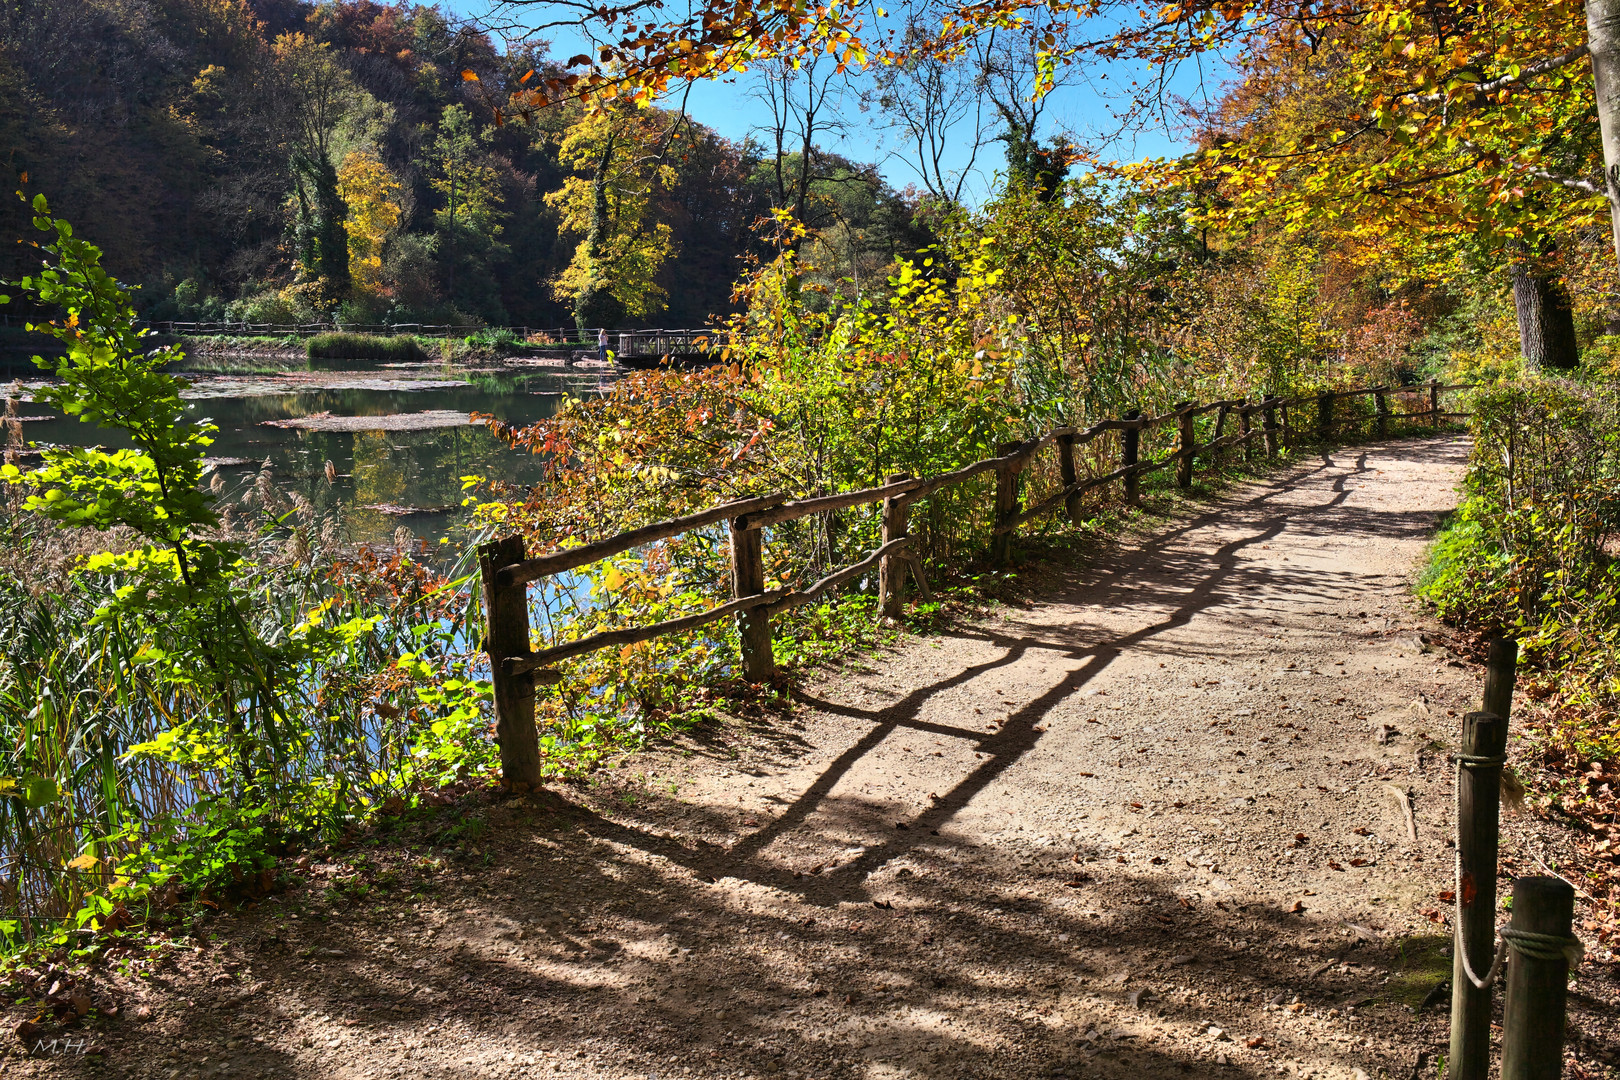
xmin=1418 ymin=359 xmax=1620 ymax=944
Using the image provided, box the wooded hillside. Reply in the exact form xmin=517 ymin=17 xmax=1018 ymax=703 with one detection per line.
xmin=0 ymin=0 xmax=927 ymax=329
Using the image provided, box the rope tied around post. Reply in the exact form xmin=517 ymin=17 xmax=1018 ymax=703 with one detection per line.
xmin=1450 ymin=751 xmax=1585 ymax=990
xmin=1501 ymin=927 xmax=1585 ymax=965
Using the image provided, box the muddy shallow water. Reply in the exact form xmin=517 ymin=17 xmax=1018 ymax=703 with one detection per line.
xmin=6 ymin=362 xmax=617 ymax=543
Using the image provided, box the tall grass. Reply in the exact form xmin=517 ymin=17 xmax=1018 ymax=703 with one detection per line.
xmin=0 ymin=477 xmax=485 ymax=946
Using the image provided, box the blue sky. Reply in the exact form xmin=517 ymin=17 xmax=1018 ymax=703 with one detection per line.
xmin=446 ymin=3 xmax=1225 ymax=200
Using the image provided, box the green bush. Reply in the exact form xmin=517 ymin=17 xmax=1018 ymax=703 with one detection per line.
xmin=307 ymin=332 xmax=429 ymax=363
xmin=224 ymin=289 xmax=312 ymax=325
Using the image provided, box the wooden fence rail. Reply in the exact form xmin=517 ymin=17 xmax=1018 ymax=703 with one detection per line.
xmin=480 ymin=378 xmax=1474 ymax=787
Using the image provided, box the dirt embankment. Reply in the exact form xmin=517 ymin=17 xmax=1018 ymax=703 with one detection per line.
xmin=7 ymin=436 xmax=1618 ymax=1080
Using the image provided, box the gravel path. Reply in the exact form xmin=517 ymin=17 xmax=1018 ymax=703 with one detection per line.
xmin=13 ymin=436 xmax=1619 ymax=1080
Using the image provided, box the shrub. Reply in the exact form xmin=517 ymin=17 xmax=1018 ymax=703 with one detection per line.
xmin=307 ymin=332 xmax=429 ymax=363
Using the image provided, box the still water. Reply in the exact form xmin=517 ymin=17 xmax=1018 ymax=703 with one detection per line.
xmin=7 ymin=361 xmax=610 ymax=542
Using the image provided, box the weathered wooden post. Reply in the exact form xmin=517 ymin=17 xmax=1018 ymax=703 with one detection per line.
xmin=1375 ymin=386 xmax=1390 ymax=438
xmin=1430 ymin=379 xmax=1442 ymax=429
xmin=991 ymin=441 xmax=1023 ymax=567
xmin=1239 ymin=405 xmax=1254 ymax=464
xmin=1317 ymin=391 xmax=1334 ymax=443
xmin=1262 ymin=399 xmax=1280 ymax=457
xmin=878 ymin=472 xmax=911 ymax=620
xmin=1500 ymin=876 xmax=1578 ymax=1080
xmin=478 ymin=536 xmax=543 ymax=790
xmin=1449 ymin=708 xmax=1510 ymax=1080
xmin=730 ymin=518 xmax=773 ymax=681
xmin=1057 ymin=432 xmax=1083 ymax=525
xmin=1484 ymin=636 xmax=1519 ymax=722
xmin=1176 ymin=402 xmax=1196 ymax=489
xmin=1122 ymin=409 xmax=1142 ymax=505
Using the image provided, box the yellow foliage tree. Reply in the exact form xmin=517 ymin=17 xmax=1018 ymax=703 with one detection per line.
xmin=544 ymin=107 xmax=679 ymax=327
xmin=337 ymin=151 xmax=402 ymax=293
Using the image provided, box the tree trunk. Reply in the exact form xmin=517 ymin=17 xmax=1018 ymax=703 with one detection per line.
xmin=1511 ymin=263 xmax=1579 ymax=371
xmin=1589 ymin=0 xmax=1620 ymax=276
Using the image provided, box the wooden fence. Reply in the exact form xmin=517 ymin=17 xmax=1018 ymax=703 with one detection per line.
xmin=478 ymin=379 xmax=1471 ymax=788
xmin=121 ymin=319 xmax=731 ymax=351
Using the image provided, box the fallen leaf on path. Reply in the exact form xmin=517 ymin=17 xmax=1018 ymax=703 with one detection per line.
xmin=1437 ymin=890 xmax=1456 ymax=903
xmin=1246 ymin=1036 xmax=1268 ymax=1049
xmin=1352 ymin=827 xmax=1371 ymax=836
xmin=872 ymin=900 xmax=893 ymax=910
xmin=1329 ymin=861 xmax=1344 ymax=871
xmin=1349 ymin=858 xmax=1369 ymax=867
xmin=1290 ymin=901 xmax=1306 ymax=914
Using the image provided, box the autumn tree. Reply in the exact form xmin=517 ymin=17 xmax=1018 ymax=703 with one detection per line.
xmin=545 ymin=105 xmax=681 ymax=328
xmin=273 ymin=32 xmax=366 ymax=301
xmin=337 ymin=150 xmax=402 ymax=293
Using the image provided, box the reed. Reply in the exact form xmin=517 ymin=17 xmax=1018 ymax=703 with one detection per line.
xmin=306 ymin=332 xmax=429 ymax=363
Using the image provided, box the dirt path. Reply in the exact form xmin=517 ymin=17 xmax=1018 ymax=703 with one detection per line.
xmin=12 ymin=436 xmax=1619 ymax=1080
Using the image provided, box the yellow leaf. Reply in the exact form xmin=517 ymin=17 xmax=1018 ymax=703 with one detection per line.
xmin=67 ymin=854 xmax=99 ymax=871
xmin=603 ymin=566 xmax=625 ymax=592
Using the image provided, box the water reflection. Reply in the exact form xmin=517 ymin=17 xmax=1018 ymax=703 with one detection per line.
xmin=10 ymin=367 xmax=598 ymax=543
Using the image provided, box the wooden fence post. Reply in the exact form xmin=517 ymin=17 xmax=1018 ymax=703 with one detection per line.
xmin=1375 ymin=386 xmax=1390 ymax=438
xmin=1317 ymin=391 xmax=1334 ymax=442
xmin=1240 ymin=405 xmax=1254 ymax=464
xmin=1449 ymin=708 xmax=1510 ymax=1080
xmin=1122 ymin=409 xmax=1142 ymax=505
xmin=879 ymin=472 xmax=911 ymax=620
xmin=1057 ymin=432 xmax=1083 ymax=525
xmin=1430 ymin=378 xmax=1442 ymax=429
xmin=478 ymin=536 xmax=543 ymax=790
xmin=1483 ymin=636 xmax=1518 ymax=722
xmin=992 ymin=441 xmax=1023 ymax=567
xmin=1262 ymin=400 xmax=1280 ymax=457
xmin=1212 ymin=403 xmax=1230 ymax=467
xmin=1501 ymin=876 xmax=1577 ymax=1080
xmin=1176 ymin=403 xmax=1196 ymax=489
xmin=730 ymin=519 xmax=773 ymax=681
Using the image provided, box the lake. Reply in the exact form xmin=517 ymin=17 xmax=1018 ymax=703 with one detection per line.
xmin=5 ymin=356 xmax=616 ymax=543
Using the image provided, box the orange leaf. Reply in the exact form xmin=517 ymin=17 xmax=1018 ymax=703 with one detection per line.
xmin=460 ymin=69 xmax=479 ymax=81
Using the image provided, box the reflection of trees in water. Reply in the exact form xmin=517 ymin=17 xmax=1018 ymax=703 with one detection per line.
xmin=353 ymin=430 xmax=409 ymax=505
xmin=196 ymin=382 xmax=570 ymax=542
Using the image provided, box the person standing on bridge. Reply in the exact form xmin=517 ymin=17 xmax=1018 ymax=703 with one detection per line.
xmin=597 ymin=327 xmax=607 ymax=366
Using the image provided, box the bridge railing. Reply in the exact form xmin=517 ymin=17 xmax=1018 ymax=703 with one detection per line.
xmin=477 ymin=379 xmax=1474 ymax=788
